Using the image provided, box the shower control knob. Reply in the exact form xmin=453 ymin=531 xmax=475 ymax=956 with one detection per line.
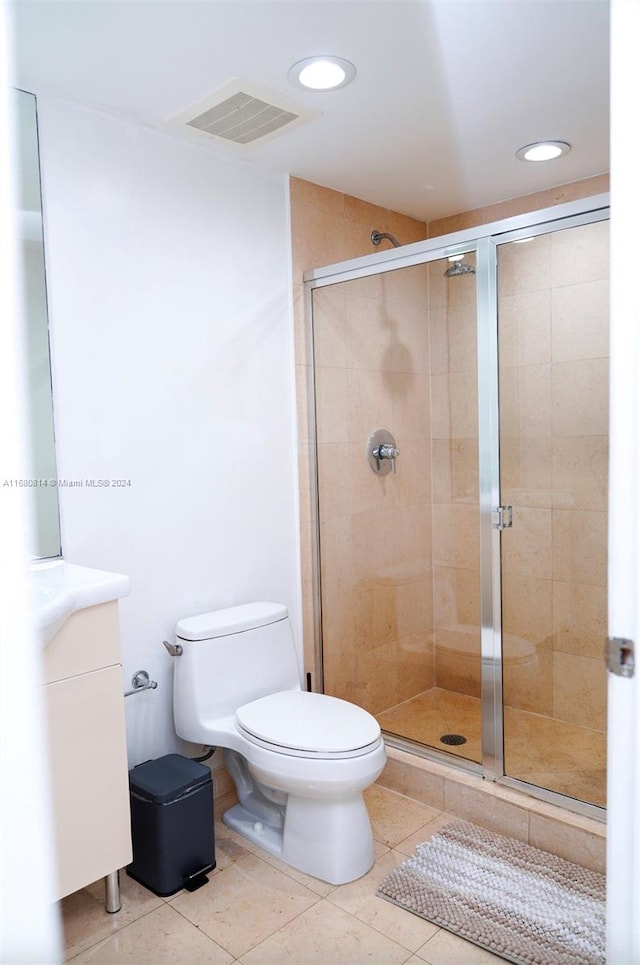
xmin=367 ymin=429 xmax=400 ymax=475
xmin=374 ymin=444 xmax=400 ymax=461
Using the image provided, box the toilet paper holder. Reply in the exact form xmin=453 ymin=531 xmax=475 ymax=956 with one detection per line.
xmin=125 ymin=669 xmax=158 ymax=697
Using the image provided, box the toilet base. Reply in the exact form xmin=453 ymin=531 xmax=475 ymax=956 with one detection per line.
xmin=223 ymin=803 xmax=284 ymax=858
xmin=222 ymin=792 xmax=375 ymax=885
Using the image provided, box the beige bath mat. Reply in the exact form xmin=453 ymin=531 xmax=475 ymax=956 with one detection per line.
xmin=377 ymin=819 xmax=605 ymax=965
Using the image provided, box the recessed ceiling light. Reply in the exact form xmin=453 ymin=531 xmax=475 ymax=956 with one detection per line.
xmin=288 ymin=56 xmax=356 ymax=91
xmin=448 ymin=254 xmax=465 ymax=262
xmin=514 ymin=237 xmax=535 ymax=244
xmin=516 ymin=141 xmax=571 ymax=162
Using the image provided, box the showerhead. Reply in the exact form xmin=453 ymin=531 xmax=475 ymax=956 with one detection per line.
xmin=444 ymin=260 xmax=476 ymax=277
xmin=371 ymin=229 xmax=401 ymax=248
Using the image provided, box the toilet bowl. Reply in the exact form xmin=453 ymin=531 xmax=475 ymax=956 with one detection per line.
xmin=171 ymin=602 xmax=386 ymax=884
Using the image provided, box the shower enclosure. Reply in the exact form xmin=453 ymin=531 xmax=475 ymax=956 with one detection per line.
xmin=306 ymin=195 xmax=609 ymax=815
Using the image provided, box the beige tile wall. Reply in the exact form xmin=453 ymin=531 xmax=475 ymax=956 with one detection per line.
xmin=379 ymin=746 xmax=606 ymax=873
xmin=428 ymin=172 xmax=609 ymax=718
xmin=498 ymin=219 xmax=609 ymax=732
xmin=424 ymin=184 xmax=609 ymax=726
xmin=427 ymin=174 xmax=609 ymax=238
xmin=290 ymin=177 xmax=429 ymax=707
xmin=314 ymin=269 xmax=434 ymax=714
xmin=427 ymin=254 xmax=482 ymax=696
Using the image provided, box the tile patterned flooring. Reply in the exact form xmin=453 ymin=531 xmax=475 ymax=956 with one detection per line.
xmin=60 ymin=785 xmax=505 ymax=964
xmin=376 ymin=687 xmax=606 ymax=808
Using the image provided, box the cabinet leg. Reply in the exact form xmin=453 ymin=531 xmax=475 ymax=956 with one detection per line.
xmin=104 ymin=871 xmax=121 ymax=913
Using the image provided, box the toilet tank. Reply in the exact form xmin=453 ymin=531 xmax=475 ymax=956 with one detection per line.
xmin=173 ymin=602 xmax=301 ymax=735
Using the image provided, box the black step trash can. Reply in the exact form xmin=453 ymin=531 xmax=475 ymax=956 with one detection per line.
xmin=127 ymin=753 xmax=215 ymax=896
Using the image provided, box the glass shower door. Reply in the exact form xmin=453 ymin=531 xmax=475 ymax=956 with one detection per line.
xmin=312 ymin=266 xmax=436 ymax=737
xmin=312 ymin=251 xmax=482 ymax=764
xmin=496 ymin=219 xmax=609 ymax=807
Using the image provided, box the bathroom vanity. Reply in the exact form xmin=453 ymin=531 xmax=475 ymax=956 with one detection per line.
xmin=36 ymin=563 xmax=132 ymax=906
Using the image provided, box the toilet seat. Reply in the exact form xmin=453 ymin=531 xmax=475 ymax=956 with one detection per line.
xmin=235 ymin=691 xmax=382 ymax=760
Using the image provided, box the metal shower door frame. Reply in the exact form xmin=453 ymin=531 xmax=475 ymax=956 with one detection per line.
xmin=304 ymin=233 xmax=481 ymax=714
xmin=304 ymin=193 xmax=610 ymax=815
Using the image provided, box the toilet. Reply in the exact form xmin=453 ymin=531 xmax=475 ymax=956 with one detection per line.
xmin=171 ymin=601 xmax=386 ymax=884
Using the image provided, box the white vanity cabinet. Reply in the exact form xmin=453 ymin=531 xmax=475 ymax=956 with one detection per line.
xmin=43 ymin=601 xmax=132 ymax=900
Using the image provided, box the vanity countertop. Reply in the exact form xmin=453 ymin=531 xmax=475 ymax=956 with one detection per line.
xmin=30 ymin=559 xmax=130 ymax=648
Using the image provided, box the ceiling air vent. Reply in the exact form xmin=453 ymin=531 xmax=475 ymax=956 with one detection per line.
xmin=170 ymin=78 xmax=320 ymax=147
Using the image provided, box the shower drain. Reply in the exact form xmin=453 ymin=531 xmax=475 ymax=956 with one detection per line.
xmin=440 ymin=733 xmax=467 ymax=746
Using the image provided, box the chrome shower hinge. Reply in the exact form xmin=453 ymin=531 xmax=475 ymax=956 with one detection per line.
xmin=606 ymin=636 xmax=635 ymax=678
xmin=493 ymin=505 xmax=513 ymax=530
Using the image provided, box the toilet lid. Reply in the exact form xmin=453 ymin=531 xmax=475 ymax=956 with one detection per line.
xmin=235 ymin=691 xmax=381 ymax=758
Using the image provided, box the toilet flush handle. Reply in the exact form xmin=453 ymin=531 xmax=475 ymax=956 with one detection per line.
xmin=163 ymin=640 xmax=183 ymax=657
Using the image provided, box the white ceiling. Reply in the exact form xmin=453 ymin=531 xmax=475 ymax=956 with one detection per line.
xmin=9 ymin=0 xmax=610 ymax=222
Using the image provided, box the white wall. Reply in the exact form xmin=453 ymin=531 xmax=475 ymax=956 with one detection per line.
xmin=1 ymin=15 xmax=62 ymax=956
xmin=37 ymin=94 xmax=301 ymax=765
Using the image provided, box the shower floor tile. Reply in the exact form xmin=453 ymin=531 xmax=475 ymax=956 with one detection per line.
xmin=376 ymin=688 xmax=482 ymax=764
xmin=503 ymin=708 xmax=606 ymax=808
xmin=376 ymin=687 xmax=606 ymax=808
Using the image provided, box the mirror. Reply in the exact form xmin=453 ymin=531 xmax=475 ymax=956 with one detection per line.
xmin=14 ymin=89 xmax=61 ymax=559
